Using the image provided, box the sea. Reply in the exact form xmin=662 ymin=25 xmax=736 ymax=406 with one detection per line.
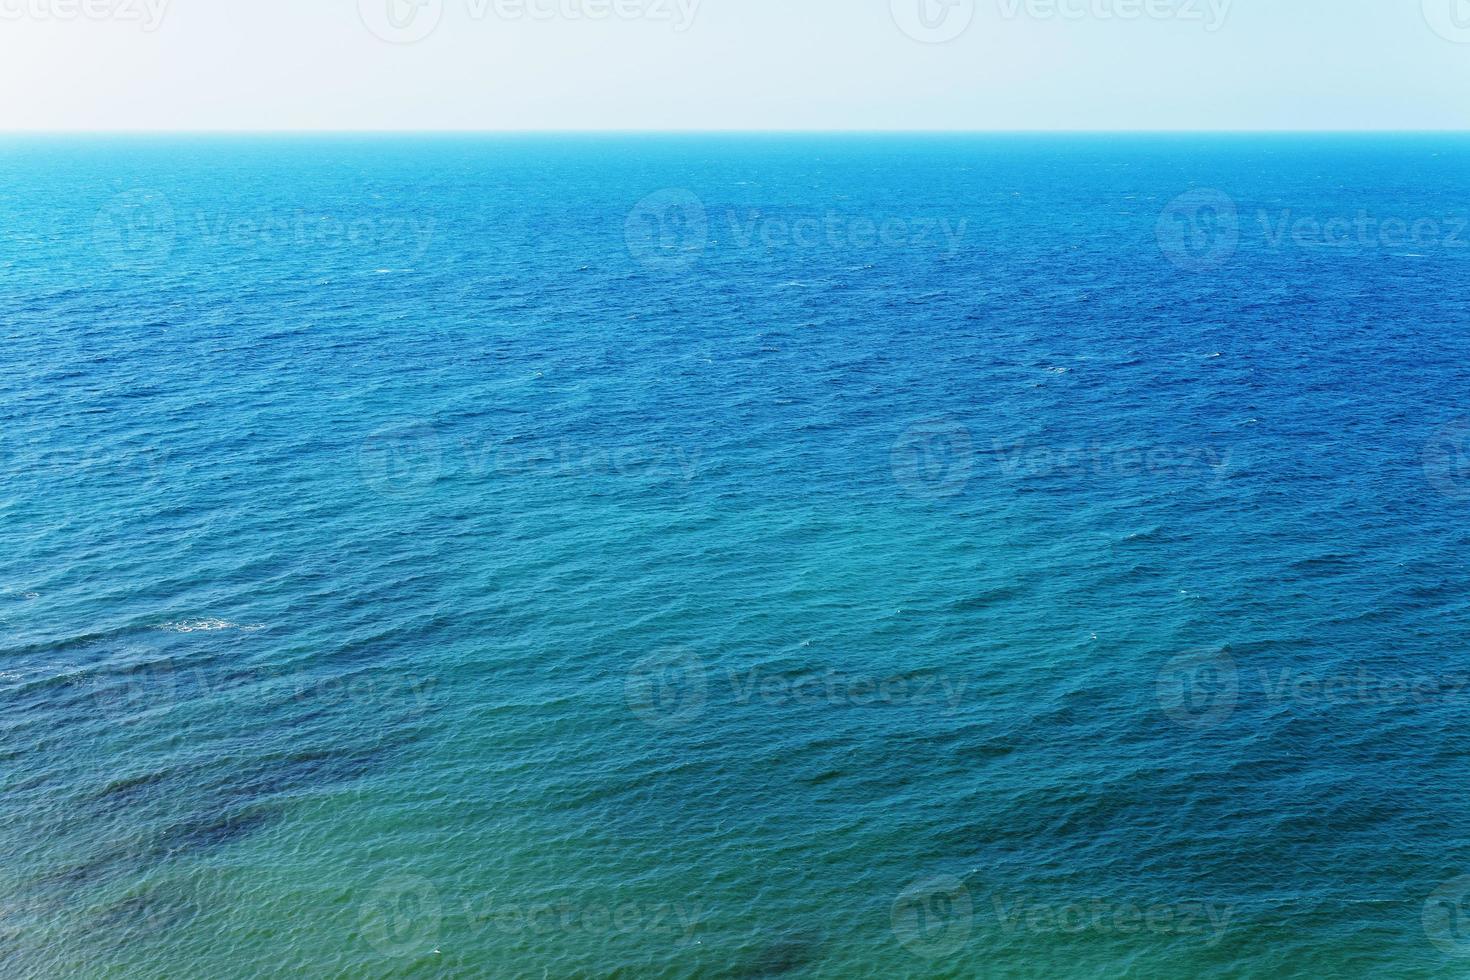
xmin=3 ymin=134 xmax=1470 ymax=978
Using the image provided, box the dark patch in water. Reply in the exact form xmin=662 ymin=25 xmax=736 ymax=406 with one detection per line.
xmin=161 ymin=807 xmax=274 ymax=855
xmin=731 ymin=934 xmax=824 ymax=978
xmin=93 ymin=879 xmax=205 ymax=939
xmin=214 ymin=742 xmax=390 ymax=804
xmin=801 ymin=768 xmax=846 ymax=786
xmin=31 ymin=837 xmax=175 ymax=899
xmin=33 ymin=854 xmax=131 ymax=893
xmin=21 ymin=719 xmax=430 ymax=933
xmin=93 ymin=768 xmax=174 ymax=809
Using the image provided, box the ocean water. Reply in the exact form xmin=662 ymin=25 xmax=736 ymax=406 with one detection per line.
xmin=3 ymin=134 xmax=1470 ymax=978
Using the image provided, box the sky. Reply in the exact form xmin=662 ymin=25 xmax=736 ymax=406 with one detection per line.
xmin=1 ymin=0 xmax=1468 ymax=130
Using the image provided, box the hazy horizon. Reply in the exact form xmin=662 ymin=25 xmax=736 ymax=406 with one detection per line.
xmin=4 ymin=0 xmax=1469 ymax=131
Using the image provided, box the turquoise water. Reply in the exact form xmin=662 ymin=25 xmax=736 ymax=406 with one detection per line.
xmin=4 ymin=135 xmax=1470 ymax=977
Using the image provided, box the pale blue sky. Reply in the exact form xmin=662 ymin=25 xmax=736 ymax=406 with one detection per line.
xmin=2 ymin=0 xmax=1467 ymax=130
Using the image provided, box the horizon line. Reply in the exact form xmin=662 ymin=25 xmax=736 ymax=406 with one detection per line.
xmin=3 ymin=128 xmax=1470 ymax=136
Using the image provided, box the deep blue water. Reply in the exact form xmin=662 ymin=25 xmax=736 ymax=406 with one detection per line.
xmin=3 ymin=135 xmax=1470 ymax=977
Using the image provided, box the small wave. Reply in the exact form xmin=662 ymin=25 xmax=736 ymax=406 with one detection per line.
xmin=159 ymin=619 xmax=265 ymax=633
